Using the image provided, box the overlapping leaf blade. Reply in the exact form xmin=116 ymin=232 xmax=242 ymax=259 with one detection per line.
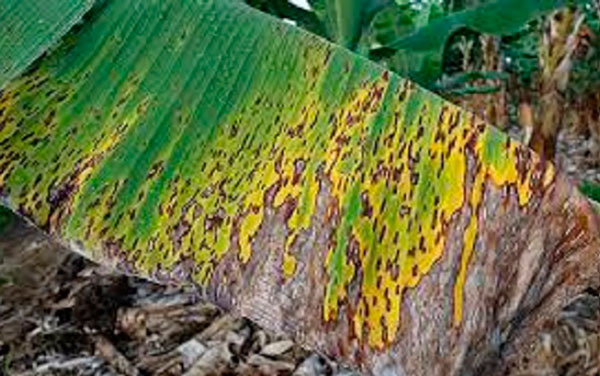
xmin=0 ymin=0 xmax=96 ymax=89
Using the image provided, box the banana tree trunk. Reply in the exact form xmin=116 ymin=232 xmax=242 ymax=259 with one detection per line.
xmin=481 ymin=35 xmax=507 ymax=128
xmin=455 ymin=35 xmax=508 ymax=129
xmin=0 ymin=0 xmax=599 ymax=375
xmin=519 ymin=89 xmax=535 ymax=145
xmin=530 ymin=8 xmax=584 ymax=161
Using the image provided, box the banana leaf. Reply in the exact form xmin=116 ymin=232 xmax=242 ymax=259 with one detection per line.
xmin=371 ymin=0 xmax=583 ymax=85
xmin=0 ymin=0 xmax=599 ymax=374
xmin=243 ymin=0 xmax=326 ymax=38
xmin=308 ymin=0 xmax=366 ymax=49
xmin=0 ymin=0 xmax=96 ymax=89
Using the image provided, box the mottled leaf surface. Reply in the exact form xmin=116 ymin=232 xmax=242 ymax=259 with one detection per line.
xmin=0 ymin=0 xmax=599 ymax=374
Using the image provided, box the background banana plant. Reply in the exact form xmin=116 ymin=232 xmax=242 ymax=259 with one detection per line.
xmin=1 ymin=0 xmax=599 ymax=375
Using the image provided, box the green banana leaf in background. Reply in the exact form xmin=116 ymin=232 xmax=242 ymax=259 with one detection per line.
xmin=369 ymin=0 xmax=583 ymax=86
xmin=0 ymin=0 xmax=598 ymax=375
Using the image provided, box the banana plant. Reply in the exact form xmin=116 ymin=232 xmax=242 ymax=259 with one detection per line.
xmin=247 ymin=0 xmax=393 ymax=52
xmin=1 ymin=0 xmax=599 ymax=375
xmin=369 ymin=0 xmax=585 ymax=85
xmin=244 ymin=0 xmax=582 ymax=89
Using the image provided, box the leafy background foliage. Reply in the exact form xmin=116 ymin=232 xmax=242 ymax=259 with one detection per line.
xmin=249 ymin=0 xmax=584 ymax=85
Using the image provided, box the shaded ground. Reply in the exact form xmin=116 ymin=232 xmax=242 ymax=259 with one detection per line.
xmin=0 ymin=128 xmax=599 ymax=376
xmin=0 ymin=220 xmax=357 ymax=376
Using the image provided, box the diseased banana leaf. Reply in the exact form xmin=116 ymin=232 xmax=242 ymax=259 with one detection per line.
xmin=0 ymin=0 xmax=96 ymax=89
xmin=0 ymin=0 xmax=599 ymax=374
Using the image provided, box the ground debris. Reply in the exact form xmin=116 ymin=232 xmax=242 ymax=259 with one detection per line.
xmin=260 ymin=341 xmax=295 ymax=357
xmin=0 ymin=220 xmax=347 ymax=376
xmin=513 ymin=290 xmax=600 ymax=376
xmin=93 ymin=334 xmax=140 ymax=376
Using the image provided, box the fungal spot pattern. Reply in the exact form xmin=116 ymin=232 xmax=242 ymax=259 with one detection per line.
xmin=0 ymin=0 xmax=555 ymax=352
